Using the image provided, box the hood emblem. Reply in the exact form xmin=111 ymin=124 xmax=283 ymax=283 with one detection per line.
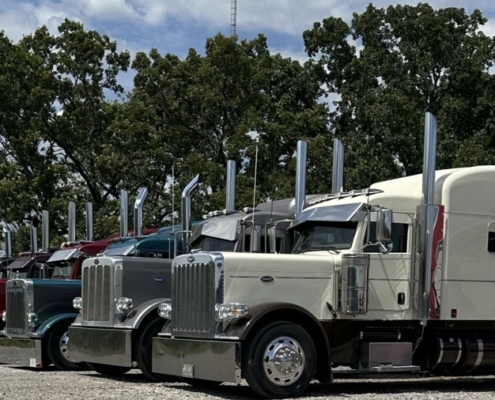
xmin=260 ymin=276 xmax=274 ymax=283
xmin=94 ymin=259 xmax=100 ymax=265
xmin=187 ymin=256 xmax=195 ymax=263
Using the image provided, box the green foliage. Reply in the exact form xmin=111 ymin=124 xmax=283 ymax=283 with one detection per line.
xmin=1 ymin=4 xmax=495 ymax=250
xmin=118 ymin=33 xmax=330 ymax=219
xmin=304 ymin=3 xmax=495 ymax=188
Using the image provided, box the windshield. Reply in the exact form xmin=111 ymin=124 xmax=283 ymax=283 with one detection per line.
xmin=50 ymin=259 xmax=77 ymax=278
xmin=191 ymin=236 xmax=236 ymax=252
xmin=7 ymin=264 xmax=44 ymax=279
xmin=292 ymin=221 xmax=357 ymax=253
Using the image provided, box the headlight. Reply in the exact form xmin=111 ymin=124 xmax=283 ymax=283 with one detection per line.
xmin=1 ymin=311 xmax=6 ymax=322
xmin=158 ymin=302 xmax=172 ymax=319
xmin=215 ymin=303 xmax=249 ymax=321
xmin=73 ymin=297 xmax=83 ymax=310
xmin=27 ymin=313 xmax=38 ymax=326
xmin=116 ymin=297 xmax=133 ymax=314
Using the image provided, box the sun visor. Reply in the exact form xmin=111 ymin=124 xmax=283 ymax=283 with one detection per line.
xmin=199 ymin=216 xmax=240 ymax=241
xmin=47 ymin=248 xmax=81 ymax=263
xmin=290 ymin=202 xmax=367 ymax=230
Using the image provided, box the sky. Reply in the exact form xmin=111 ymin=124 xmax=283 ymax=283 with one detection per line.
xmin=1 ymin=0 xmax=495 ymax=93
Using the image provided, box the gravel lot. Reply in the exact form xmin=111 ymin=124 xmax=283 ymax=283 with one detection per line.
xmin=0 ymin=365 xmax=494 ymax=400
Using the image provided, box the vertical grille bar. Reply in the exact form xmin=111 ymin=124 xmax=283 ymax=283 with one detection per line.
xmin=6 ymin=283 xmax=26 ymax=334
xmin=172 ymin=261 xmax=215 ymax=338
xmin=82 ymin=264 xmax=113 ymax=322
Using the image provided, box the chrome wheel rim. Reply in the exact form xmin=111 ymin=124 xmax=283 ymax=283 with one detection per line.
xmin=59 ymin=331 xmax=71 ymax=362
xmin=262 ymin=336 xmax=305 ymax=386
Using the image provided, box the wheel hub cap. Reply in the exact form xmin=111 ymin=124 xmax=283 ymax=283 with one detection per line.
xmin=59 ymin=331 xmax=71 ymax=362
xmin=263 ymin=336 xmax=305 ymax=386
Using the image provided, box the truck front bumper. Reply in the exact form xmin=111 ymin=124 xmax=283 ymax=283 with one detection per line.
xmin=0 ymin=337 xmax=43 ymax=368
xmin=152 ymin=336 xmax=242 ymax=383
xmin=68 ymin=326 xmax=133 ymax=367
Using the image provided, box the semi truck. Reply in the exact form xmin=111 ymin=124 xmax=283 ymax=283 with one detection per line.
xmin=0 ymin=213 xmax=56 ymax=332
xmin=66 ymin=150 xmax=329 ymax=382
xmin=149 ymin=113 xmax=495 ymax=398
xmin=0 ymin=190 xmax=156 ymax=370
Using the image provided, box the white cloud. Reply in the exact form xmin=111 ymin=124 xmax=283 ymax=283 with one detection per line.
xmin=1 ymin=0 xmax=495 ymax=94
xmin=80 ymin=0 xmax=135 ymax=21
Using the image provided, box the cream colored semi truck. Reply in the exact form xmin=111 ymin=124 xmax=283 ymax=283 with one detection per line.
xmin=151 ymin=113 xmax=495 ymax=398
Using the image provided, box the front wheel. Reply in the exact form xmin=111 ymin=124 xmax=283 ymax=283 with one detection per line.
xmin=135 ymin=317 xmax=174 ymax=382
xmin=47 ymin=321 xmax=85 ymax=371
xmin=243 ymin=322 xmax=316 ymax=399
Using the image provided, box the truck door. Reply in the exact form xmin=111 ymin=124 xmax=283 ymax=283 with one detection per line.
xmin=363 ymin=220 xmax=412 ymax=319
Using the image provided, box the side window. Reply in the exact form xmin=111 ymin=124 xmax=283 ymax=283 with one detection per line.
xmin=364 ymin=222 xmax=409 ymax=253
xmin=488 ymin=222 xmax=495 ymax=252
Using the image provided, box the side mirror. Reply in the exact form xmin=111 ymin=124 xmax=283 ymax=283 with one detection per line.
xmin=376 ymin=208 xmax=393 ymax=243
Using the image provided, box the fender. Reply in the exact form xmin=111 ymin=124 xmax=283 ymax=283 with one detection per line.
xmin=225 ymin=302 xmax=333 ymax=384
xmin=35 ymin=313 xmax=79 ymax=338
xmin=126 ymin=298 xmax=170 ymax=330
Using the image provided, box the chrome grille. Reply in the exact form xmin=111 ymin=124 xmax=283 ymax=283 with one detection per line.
xmin=6 ymin=282 xmax=27 ymax=335
xmin=172 ymin=262 xmax=215 ymax=338
xmin=82 ymin=264 xmax=112 ymax=322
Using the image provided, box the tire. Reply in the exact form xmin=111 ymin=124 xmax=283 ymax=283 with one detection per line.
xmin=47 ymin=320 xmax=85 ymax=371
xmin=243 ymin=322 xmax=316 ymax=399
xmin=87 ymin=362 xmax=131 ymax=377
xmin=135 ymin=317 xmax=174 ymax=382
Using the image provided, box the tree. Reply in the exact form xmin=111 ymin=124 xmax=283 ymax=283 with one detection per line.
xmin=127 ymin=34 xmax=331 ymax=219
xmin=304 ymin=3 xmax=495 ymax=189
xmin=0 ymin=21 xmax=131 ymax=248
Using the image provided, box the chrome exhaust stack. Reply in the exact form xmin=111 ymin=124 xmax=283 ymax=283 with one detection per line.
xmin=3 ymin=225 xmax=11 ymax=258
xmin=68 ymin=202 xmax=76 ymax=243
xmin=30 ymin=224 xmax=38 ymax=253
xmin=418 ymin=112 xmax=440 ymax=322
xmin=41 ymin=210 xmax=50 ymax=252
xmin=226 ymin=160 xmax=236 ymax=210
xmin=332 ymin=139 xmax=344 ymax=193
xmin=133 ymin=187 xmax=148 ymax=238
xmin=120 ymin=189 xmax=129 ymax=237
xmin=181 ymin=175 xmax=200 ymax=253
xmin=423 ymin=113 xmax=437 ymax=206
xmin=85 ymin=202 xmax=94 ymax=241
xmin=295 ymin=140 xmax=307 ymax=217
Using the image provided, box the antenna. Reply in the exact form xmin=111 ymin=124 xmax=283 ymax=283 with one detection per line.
xmin=231 ymin=0 xmax=237 ymax=36
xmin=170 ymin=165 xmax=175 ymax=258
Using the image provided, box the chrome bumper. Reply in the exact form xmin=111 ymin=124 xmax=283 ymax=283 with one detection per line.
xmin=152 ymin=337 xmax=241 ymax=383
xmin=0 ymin=337 xmax=44 ymax=368
xmin=67 ymin=327 xmax=132 ymax=367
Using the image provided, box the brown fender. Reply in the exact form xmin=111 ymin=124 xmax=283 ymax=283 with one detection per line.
xmin=225 ymin=302 xmax=332 ymax=383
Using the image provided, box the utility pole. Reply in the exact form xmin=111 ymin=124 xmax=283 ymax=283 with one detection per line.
xmin=231 ymin=0 xmax=237 ymax=36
